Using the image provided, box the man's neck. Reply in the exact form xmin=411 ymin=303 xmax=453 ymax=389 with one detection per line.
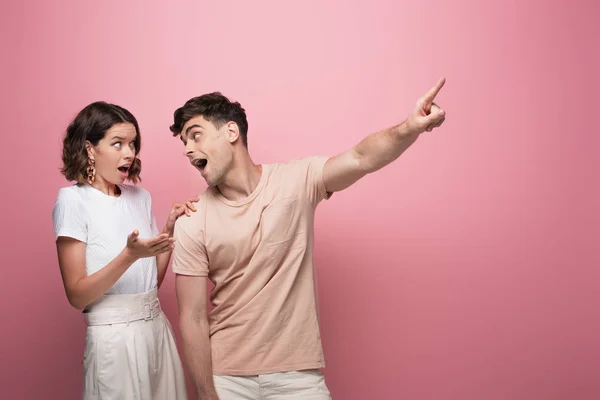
xmin=217 ymin=154 xmax=262 ymax=202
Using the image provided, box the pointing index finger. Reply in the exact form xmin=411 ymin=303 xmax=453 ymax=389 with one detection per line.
xmin=422 ymin=77 xmax=446 ymax=104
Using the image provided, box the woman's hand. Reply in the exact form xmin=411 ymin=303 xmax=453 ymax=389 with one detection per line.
xmin=164 ymin=197 xmax=199 ymax=235
xmin=125 ymin=231 xmax=175 ymax=261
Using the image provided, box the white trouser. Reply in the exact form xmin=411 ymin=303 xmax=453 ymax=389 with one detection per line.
xmin=214 ymin=369 xmax=332 ymax=400
xmin=82 ymin=288 xmax=187 ymax=399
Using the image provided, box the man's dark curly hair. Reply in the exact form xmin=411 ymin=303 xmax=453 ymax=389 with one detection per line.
xmin=170 ymin=92 xmax=248 ymax=148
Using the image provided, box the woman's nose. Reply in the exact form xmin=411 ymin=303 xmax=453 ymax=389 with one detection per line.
xmin=124 ymin=146 xmax=135 ymax=159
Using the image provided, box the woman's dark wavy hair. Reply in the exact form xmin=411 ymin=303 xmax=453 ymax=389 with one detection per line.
xmin=61 ymin=101 xmax=142 ymax=184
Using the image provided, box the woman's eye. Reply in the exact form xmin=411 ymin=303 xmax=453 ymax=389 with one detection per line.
xmin=129 ymin=142 xmax=135 ymax=148
xmin=113 ymin=142 xmax=122 ymax=148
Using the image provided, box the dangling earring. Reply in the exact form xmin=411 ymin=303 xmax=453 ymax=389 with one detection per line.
xmin=86 ymin=158 xmax=96 ymax=185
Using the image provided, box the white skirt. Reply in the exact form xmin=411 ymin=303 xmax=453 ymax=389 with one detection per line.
xmin=81 ymin=288 xmax=187 ymax=399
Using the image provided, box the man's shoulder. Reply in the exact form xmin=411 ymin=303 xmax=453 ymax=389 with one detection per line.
xmin=173 ymin=189 xmax=209 ymax=236
xmin=282 ymin=155 xmax=329 ymax=165
xmin=271 ymin=155 xmax=330 ymax=174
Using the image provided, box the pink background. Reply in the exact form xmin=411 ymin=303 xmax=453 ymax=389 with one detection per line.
xmin=2 ymin=0 xmax=599 ymax=399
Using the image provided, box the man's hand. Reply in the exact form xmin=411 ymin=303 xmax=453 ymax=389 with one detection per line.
xmin=323 ymin=77 xmax=448 ymax=193
xmin=405 ymin=77 xmax=447 ymax=135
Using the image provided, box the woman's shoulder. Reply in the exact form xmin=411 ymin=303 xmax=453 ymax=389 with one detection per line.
xmin=55 ymin=183 xmax=85 ymax=202
xmin=53 ymin=184 xmax=87 ymax=219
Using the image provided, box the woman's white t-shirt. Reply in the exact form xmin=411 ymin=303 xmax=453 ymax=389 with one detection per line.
xmin=52 ymin=183 xmax=160 ymax=294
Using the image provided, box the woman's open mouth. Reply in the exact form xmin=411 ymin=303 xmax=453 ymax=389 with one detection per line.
xmin=118 ymin=164 xmax=130 ymax=176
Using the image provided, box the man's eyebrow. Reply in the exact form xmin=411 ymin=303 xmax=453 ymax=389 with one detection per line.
xmin=185 ymin=124 xmax=203 ymax=135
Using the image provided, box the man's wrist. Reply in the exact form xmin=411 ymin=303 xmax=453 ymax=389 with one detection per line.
xmin=399 ymin=118 xmax=420 ymax=137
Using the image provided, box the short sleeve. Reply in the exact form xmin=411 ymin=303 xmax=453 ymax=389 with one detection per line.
xmin=52 ymin=188 xmax=87 ymax=243
xmin=298 ymin=156 xmax=333 ymax=206
xmin=171 ymin=218 xmax=209 ymax=277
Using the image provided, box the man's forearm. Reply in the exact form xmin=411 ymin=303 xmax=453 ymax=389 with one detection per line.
xmin=354 ymin=120 xmax=419 ymax=174
xmin=180 ymin=315 xmax=219 ymax=399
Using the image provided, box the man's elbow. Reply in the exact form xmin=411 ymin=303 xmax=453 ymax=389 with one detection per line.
xmin=179 ymin=308 xmax=209 ymax=336
xmin=354 ymin=149 xmax=380 ymax=174
xmin=179 ymin=309 xmax=208 ymax=325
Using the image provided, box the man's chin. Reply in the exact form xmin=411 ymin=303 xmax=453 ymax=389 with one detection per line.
xmin=202 ymin=174 xmax=215 ymax=187
xmin=205 ymin=176 xmax=223 ymax=188
xmin=200 ymin=169 xmax=222 ymax=187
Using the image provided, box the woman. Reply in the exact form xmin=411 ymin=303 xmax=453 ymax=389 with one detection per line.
xmin=52 ymin=101 xmax=192 ymax=399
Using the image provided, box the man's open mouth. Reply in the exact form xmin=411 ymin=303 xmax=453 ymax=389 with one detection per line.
xmin=193 ymin=158 xmax=208 ymax=170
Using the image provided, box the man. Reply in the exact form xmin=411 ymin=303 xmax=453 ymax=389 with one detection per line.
xmin=170 ymin=78 xmax=447 ymax=399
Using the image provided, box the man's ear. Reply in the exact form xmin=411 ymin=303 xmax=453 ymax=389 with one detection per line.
xmin=226 ymin=121 xmax=240 ymax=144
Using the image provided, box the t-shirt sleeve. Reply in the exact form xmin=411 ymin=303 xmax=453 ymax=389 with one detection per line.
xmin=171 ymin=218 xmax=209 ymax=277
xmin=52 ymin=188 xmax=87 ymax=243
xmin=298 ymin=155 xmax=333 ymax=206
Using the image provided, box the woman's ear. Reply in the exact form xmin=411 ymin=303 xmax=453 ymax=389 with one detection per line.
xmin=85 ymin=141 xmax=95 ymax=160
